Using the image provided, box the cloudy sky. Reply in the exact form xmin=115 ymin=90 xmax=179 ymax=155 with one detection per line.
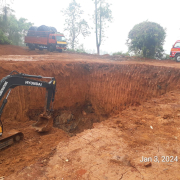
xmin=6 ymin=0 xmax=180 ymax=54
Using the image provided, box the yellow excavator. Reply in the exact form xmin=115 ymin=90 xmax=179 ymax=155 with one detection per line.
xmin=0 ymin=71 xmax=56 ymax=150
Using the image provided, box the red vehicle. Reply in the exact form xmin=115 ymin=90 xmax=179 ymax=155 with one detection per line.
xmin=170 ymin=40 xmax=180 ymax=62
xmin=25 ymin=30 xmax=67 ymax=52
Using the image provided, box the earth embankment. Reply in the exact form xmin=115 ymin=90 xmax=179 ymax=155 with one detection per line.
xmin=1 ymin=58 xmax=180 ymax=121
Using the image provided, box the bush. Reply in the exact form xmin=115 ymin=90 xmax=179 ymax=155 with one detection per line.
xmin=161 ymin=53 xmax=174 ymax=60
xmin=67 ymin=44 xmax=87 ymax=54
xmin=0 ymin=30 xmax=11 ymax=44
xmin=67 ymin=48 xmax=87 ymax=54
xmin=112 ymin=51 xmax=130 ymax=56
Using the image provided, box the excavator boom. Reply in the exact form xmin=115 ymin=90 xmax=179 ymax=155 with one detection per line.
xmin=0 ymin=71 xmax=56 ymax=150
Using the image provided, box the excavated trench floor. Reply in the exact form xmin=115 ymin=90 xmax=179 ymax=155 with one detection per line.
xmin=0 ymin=52 xmax=180 ymax=179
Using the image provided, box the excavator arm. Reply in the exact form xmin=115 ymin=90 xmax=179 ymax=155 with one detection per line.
xmin=0 ymin=71 xmax=56 ymax=137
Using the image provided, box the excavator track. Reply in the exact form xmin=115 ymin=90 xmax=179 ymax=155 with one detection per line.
xmin=0 ymin=130 xmax=24 ymax=150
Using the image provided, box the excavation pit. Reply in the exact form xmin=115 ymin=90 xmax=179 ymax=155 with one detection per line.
xmin=27 ymin=101 xmax=107 ymax=136
xmin=23 ymin=61 xmax=180 ymax=136
xmin=0 ymin=52 xmax=180 ymax=179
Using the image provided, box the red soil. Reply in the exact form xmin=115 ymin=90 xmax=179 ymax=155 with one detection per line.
xmin=0 ymin=45 xmax=179 ymax=179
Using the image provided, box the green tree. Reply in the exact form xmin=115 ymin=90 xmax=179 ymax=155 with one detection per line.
xmin=93 ymin=0 xmax=112 ymax=55
xmin=0 ymin=4 xmax=33 ymax=45
xmin=127 ymin=21 xmax=166 ymax=58
xmin=0 ymin=1 xmax=32 ymax=46
xmin=0 ymin=0 xmax=14 ymax=22
xmin=62 ymin=0 xmax=90 ymax=50
xmin=6 ymin=15 xmax=33 ymax=45
xmin=0 ymin=4 xmax=14 ymax=44
xmin=0 ymin=5 xmax=14 ymax=31
xmin=0 ymin=29 xmax=11 ymax=44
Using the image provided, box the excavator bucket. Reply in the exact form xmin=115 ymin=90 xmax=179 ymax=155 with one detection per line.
xmin=32 ymin=113 xmax=53 ymax=132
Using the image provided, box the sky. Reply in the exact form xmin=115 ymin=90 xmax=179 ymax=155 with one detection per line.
xmin=4 ymin=0 xmax=180 ymax=54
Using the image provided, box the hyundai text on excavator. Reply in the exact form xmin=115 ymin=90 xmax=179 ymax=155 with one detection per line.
xmin=0 ymin=71 xmax=56 ymax=150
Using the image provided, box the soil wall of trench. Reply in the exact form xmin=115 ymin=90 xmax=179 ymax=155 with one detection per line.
xmin=1 ymin=61 xmax=180 ymax=124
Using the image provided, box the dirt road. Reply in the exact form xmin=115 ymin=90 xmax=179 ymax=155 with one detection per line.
xmin=0 ymin=45 xmax=180 ymax=179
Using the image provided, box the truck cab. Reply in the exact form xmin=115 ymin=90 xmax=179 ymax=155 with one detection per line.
xmin=170 ymin=40 xmax=180 ymax=62
xmin=49 ymin=34 xmax=67 ymax=52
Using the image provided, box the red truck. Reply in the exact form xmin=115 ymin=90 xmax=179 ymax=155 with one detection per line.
xmin=170 ymin=40 xmax=180 ymax=62
xmin=24 ymin=26 xmax=67 ymax=52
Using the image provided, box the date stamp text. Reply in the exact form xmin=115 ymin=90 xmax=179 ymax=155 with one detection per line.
xmin=140 ymin=156 xmax=178 ymax=163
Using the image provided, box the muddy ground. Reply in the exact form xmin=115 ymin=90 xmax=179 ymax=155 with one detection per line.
xmin=0 ymin=45 xmax=180 ymax=180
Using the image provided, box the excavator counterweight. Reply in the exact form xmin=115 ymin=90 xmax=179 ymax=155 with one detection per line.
xmin=0 ymin=71 xmax=56 ymax=150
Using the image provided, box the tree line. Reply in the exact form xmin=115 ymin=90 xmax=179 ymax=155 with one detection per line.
xmin=0 ymin=1 xmax=33 ymax=46
xmin=61 ymin=0 xmax=166 ymax=59
xmin=0 ymin=0 xmax=166 ymax=59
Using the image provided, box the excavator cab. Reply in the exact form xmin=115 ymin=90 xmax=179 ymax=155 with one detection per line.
xmin=0 ymin=71 xmax=56 ymax=149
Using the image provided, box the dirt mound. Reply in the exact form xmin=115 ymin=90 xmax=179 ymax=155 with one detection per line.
xmin=0 ymin=45 xmax=39 ymax=55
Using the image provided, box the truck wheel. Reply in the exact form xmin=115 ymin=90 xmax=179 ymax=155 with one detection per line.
xmin=175 ymin=54 xmax=180 ymax=62
xmin=58 ymin=49 xmax=62 ymax=53
xmin=49 ymin=45 xmax=54 ymax=52
xmin=28 ymin=44 xmax=35 ymax=50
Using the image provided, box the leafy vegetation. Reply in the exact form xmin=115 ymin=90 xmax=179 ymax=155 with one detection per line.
xmin=0 ymin=4 xmax=33 ymax=45
xmin=112 ymin=51 xmax=130 ymax=56
xmin=0 ymin=5 xmax=13 ymax=44
xmin=67 ymin=44 xmax=87 ymax=54
xmin=61 ymin=0 xmax=90 ymax=50
xmin=6 ymin=15 xmax=33 ymax=46
xmin=127 ymin=21 xmax=166 ymax=58
xmin=0 ymin=29 xmax=11 ymax=44
xmin=161 ymin=53 xmax=173 ymax=60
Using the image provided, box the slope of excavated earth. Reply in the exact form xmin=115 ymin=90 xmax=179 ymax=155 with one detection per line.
xmin=0 ymin=47 xmax=180 ymax=179
xmin=6 ymin=90 xmax=180 ymax=180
